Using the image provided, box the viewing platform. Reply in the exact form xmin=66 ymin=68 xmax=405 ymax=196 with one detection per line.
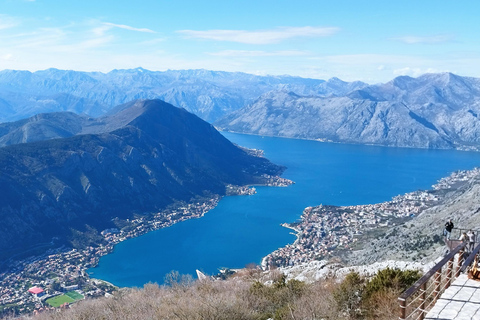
xmin=425 ymin=273 xmax=480 ymax=319
xmin=399 ymin=228 xmax=480 ymax=320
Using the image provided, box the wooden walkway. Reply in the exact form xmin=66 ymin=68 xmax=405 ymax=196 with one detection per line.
xmin=425 ymin=273 xmax=480 ymax=320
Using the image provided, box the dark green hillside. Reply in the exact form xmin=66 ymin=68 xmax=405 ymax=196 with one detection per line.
xmin=0 ymin=100 xmax=284 ymax=261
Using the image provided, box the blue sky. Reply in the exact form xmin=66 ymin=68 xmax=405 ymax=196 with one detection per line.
xmin=0 ymin=0 xmax=479 ymax=83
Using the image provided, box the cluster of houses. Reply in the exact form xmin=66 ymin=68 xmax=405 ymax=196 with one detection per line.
xmin=433 ymin=168 xmax=480 ymax=190
xmin=262 ymin=175 xmax=464 ymax=269
xmin=0 ymin=244 xmax=112 ymax=316
xmin=0 ymin=197 xmax=220 ymax=316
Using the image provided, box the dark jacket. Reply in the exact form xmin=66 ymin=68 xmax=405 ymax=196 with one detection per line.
xmin=445 ymin=221 xmax=454 ymax=232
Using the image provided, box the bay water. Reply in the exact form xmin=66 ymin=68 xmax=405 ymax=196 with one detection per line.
xmin=87 ymin=133 xmax=480 ymax=287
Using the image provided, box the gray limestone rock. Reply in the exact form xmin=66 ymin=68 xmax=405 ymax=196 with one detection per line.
xmin=216 ymin=73 xmax=480 ymax=150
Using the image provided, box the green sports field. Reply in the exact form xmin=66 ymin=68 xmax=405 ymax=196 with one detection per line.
xmin=46 ymin=291 xmax=84 ymax=307
xmin=65 ymin=291 xmax=84 ymax=300
xmin=46 ymin=295 xmax=75 ymax=307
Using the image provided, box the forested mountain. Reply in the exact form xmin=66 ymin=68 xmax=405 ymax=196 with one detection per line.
xmin=0 ymin=99 xmax=284 ymax=260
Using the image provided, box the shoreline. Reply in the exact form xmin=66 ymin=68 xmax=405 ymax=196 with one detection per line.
xmin=262 ymin=168 xmax=480 ymax=269
xmin=0 ymin=195 xmax=223 ymax=313
xmin=0 ymin=174 xmax=293 ymax=315
xmin=220 ymin=130 xmax=480 ymax=152
xmin=1 ymin=164 xmax=477 ymax=315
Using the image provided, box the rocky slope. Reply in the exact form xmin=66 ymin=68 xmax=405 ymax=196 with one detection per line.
xmin=348 ymin=171 xmax=480 ymax=265
xmin=0 ymin=99 xmax=284 ymax=260
xmin=273 ymin=168 xmax=480 ymax=281
xmin=216 ymin=73 xmax=480 ymax=150
xmin=0 ymin=68 xmax=366 ymax=123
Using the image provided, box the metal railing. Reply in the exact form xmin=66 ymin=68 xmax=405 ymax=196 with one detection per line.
xmin=448 ymin=227 xmax=479 ymax=245
xmin=398 ymin=242 xmax=467 ymax=320
xmin=460 ymin=241 xmax=480 ymax=273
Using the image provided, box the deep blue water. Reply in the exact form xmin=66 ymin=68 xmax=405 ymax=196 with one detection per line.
xmin=88 ymin=133 xmax=480 ymax=287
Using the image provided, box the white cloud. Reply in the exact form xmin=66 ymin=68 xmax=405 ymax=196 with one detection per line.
xmin=0 ymin=15 xmax=18 ymax=30
xmin=140 ymin=38 xmax=167 ymax=46
xmin=316 ymin=54 xmax=425 ymax=65
xmin=393 ymin=67 xmax=438 ymax=77
xmin=209 ymin=50 xmax=308 ymax=57
xmin=12 ymin=27 xmax=67 ymax=48
xmin=392 ymin=34 xmax=454 ymax=44
xmin=302 ymin=54 xmax=446 ymax=82
xmin=102 ymin=22 xmax=155 ymax=33
xmin=93 ymin=22 xmax=155 ymax=36
xmin=0 ymin=19 xmax=162 ymax=72
xmin=92 ymin=25 xmax=111 ymax=36
xmin=1 ymin=53 xmax=13 ymax=60
xmin=177 ymin=26 xmax=340 ymax=44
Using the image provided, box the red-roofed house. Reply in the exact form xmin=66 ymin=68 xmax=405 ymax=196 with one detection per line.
xmin=28 ymin=287 xmax=45 ymax=299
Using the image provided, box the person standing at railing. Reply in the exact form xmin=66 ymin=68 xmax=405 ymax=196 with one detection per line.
xmin=467 ymin=230 xmax=475 ymax=253
xmin=444 ymin=219 xmax=454 ymax=240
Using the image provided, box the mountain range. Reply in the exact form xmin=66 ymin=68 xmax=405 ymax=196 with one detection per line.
xmin=4 ymin=68 xmax=480 ymax=150
xmin=0 ymin=68 xmax=366 ymax=123
xmin=215 ymin=73 xmax=480 ymax=150
xmin=0 ymin=99 xmax=284 ymax=260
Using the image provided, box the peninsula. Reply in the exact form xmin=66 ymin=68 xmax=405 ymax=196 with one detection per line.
xmin=263 ymin=168 xmax=480 ymax=269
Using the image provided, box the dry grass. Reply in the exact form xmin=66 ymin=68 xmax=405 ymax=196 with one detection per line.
xmin=26 ymin=269 xmax=406 ymax=320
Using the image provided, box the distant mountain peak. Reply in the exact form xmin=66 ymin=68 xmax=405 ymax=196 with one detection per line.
xmin=418 ymin=72 xmax=464 ymax=85
xmin=135 ymin=67 xmax=147 ymax=72
xmin=386 ymin=75 xmax=416 ymax=91
xmin=260 ymin=90 xmax=301 ymax=101
xmin=327 ymin=77 xmax=347 ymax=84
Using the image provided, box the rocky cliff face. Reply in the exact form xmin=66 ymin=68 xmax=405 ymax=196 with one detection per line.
xmin=0 ymin=68 xmax=366 ymax=123
xmin=0 ymin=99 xmax=284 ymax=260
xmin=216 ymin=73 xmax=480 ymax=150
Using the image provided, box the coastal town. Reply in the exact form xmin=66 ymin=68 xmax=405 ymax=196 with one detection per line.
xmin=0 ymin=196 xmax=221 ymax=317
xmin=0 ymin=168 xmax=477 ymax=317
xmin=262 ymin=168 xmax=480 ymax=269
xmin=0 ymin=173 xmax=292 ymax=317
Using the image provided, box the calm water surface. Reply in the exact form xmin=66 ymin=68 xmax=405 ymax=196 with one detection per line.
xmin=88 ymin=133 xmax=480 ymax=287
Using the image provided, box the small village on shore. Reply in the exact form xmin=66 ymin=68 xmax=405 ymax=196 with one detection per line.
xmin=0 ymin=168 xmax=477 ymax=317
xmin=0 ymin=197 xmax=220 ymax=316
xmin=262 ymin=168 xmax=480 ymax=269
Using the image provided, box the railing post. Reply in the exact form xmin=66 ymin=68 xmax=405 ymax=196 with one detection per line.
xmin=456 ymin=248 xmax=465 ymax=277
xmin=434 ymin=269 xmax=441 ymax=302
xmin=420 ymin=282 xmax=427 ymax=320
xmin=446 ymin=257 xmax=454 ymax=289
xmin=399 ymin=297 xmax=406 ymax=320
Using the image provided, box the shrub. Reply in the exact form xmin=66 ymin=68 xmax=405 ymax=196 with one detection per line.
xmin=363 ymin=268 xmax=421 ymax=319
xmin=333 ymin=272 xmax=365 ymax=319
xmin=249 ymin=274 xmax=306 ymax=319
xmin=363 ymin=268 xmax=420 ymax=300
xmin=290 ymin=280 xmax=338 ymax=320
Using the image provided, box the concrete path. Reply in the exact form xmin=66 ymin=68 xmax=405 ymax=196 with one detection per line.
xmin=425 ymin=274 xmax=480 ymax=320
